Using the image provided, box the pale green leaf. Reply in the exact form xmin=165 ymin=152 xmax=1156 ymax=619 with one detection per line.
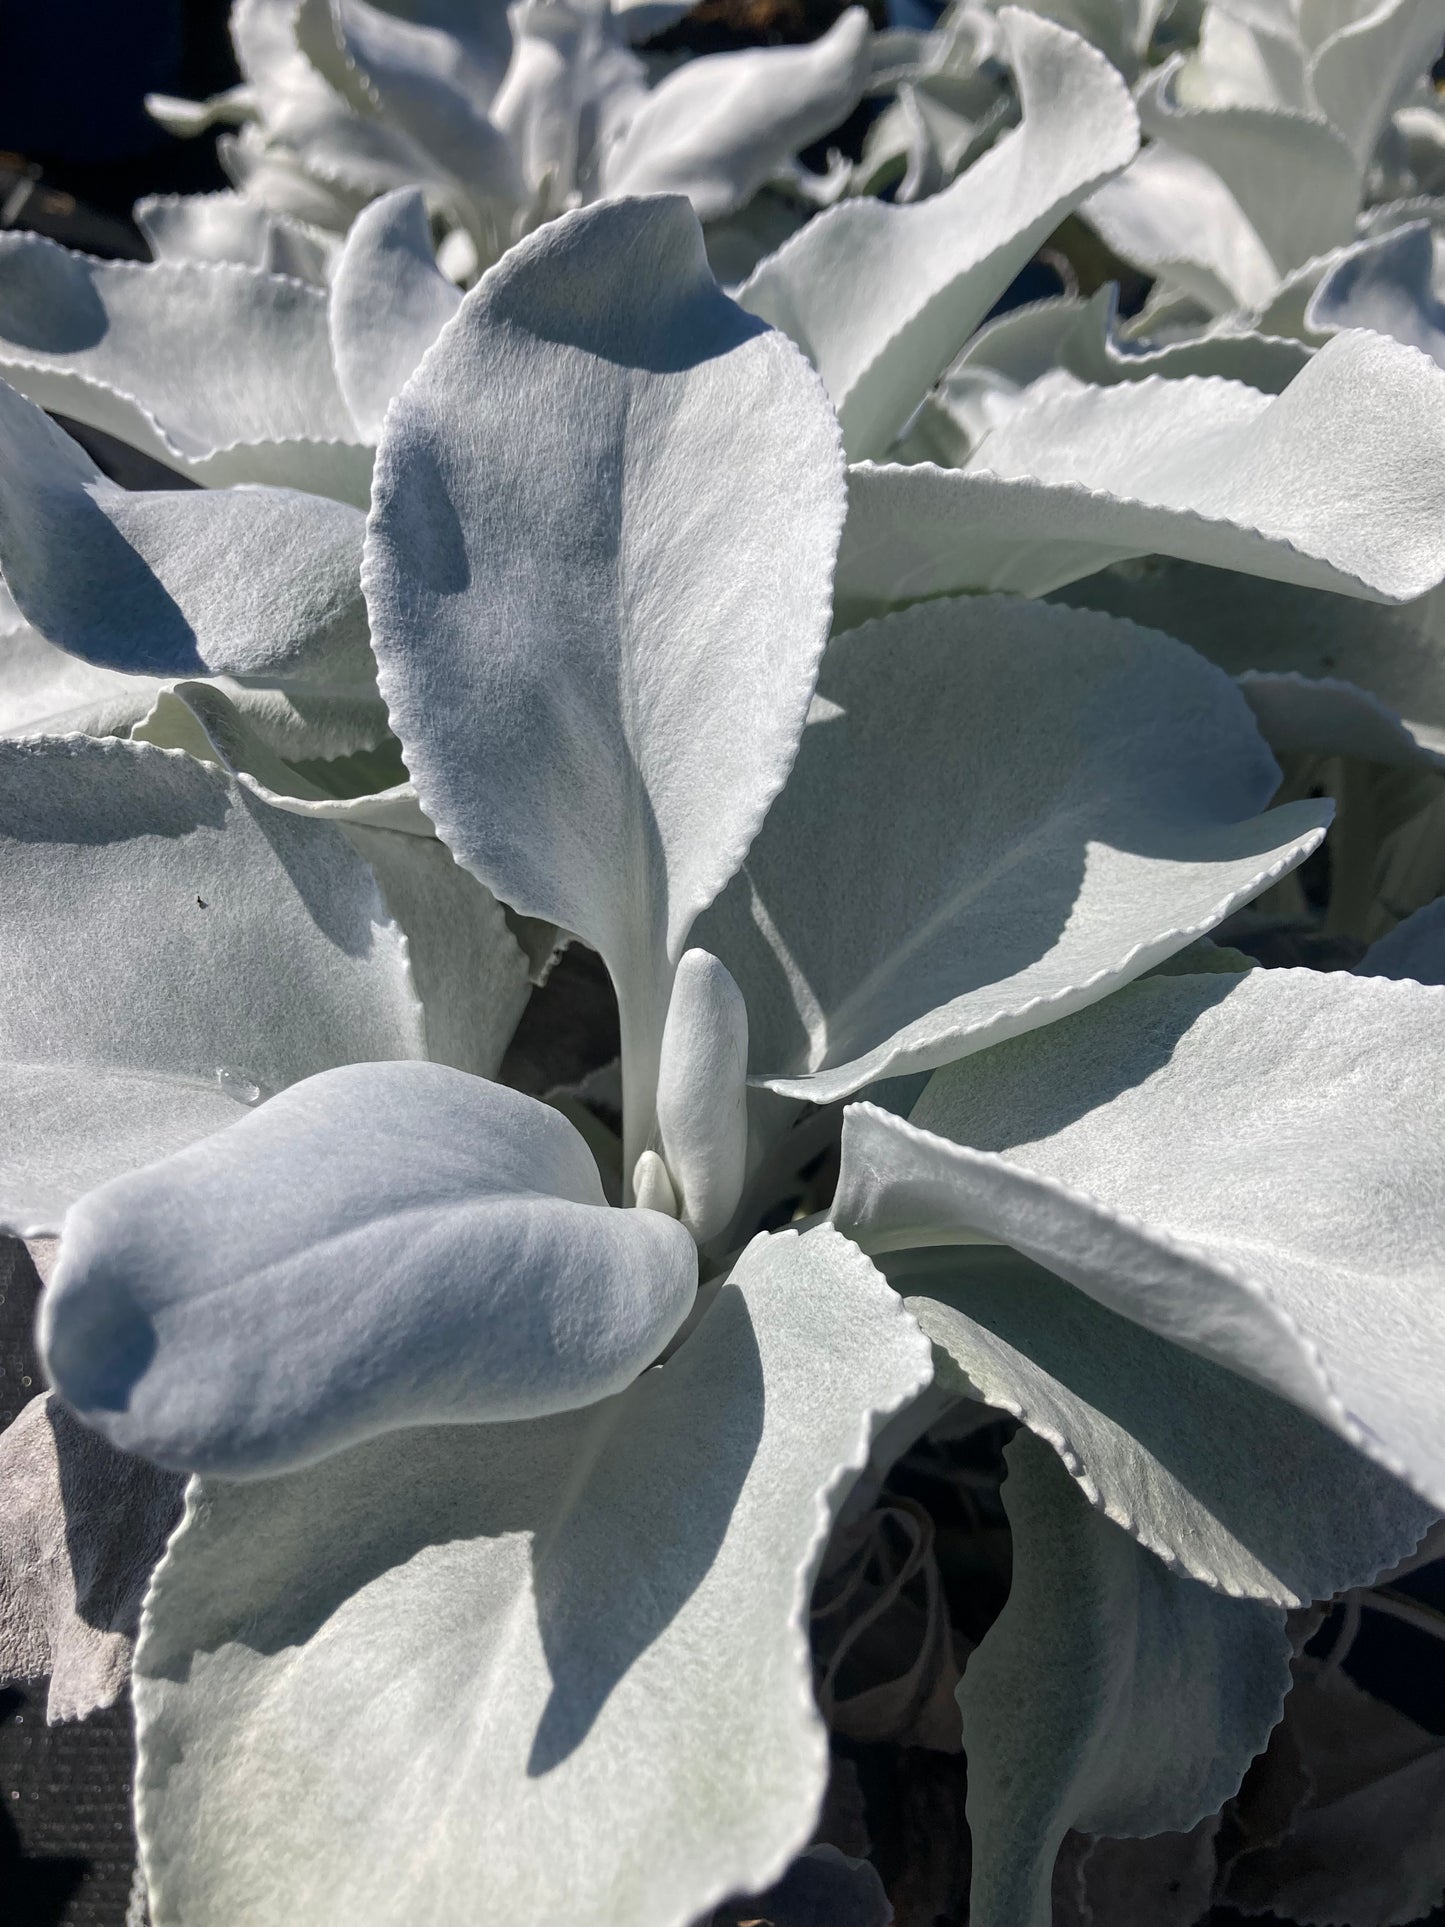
xmin=132 ymin=1226 xmax=932 ymax=1926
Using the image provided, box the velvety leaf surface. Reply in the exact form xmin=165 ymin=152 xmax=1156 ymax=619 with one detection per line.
xmin=741 ymin=9 xmax=1139 ymax=457
xmin=132 ymin=1227 xmax=933 ymax=1926
xmin=43 ymin=1063 xmax=697 ymax=1475
xmin=134 ymin=190 xmax=337 ymax=283
xmin=695 ymin=595 xmax=1328 ymax=1101
xmin=837 ymin=334 xmax=1445 ymax=617
xmin=0 ymin=236 xmax=370 ymax=496
xmin=1058 ymin=561 xmax=1445 ymax=771
xmin=961 ymin=1431 xmax=1290 ymax=1927
xmin=1084 ymin=139 xmax=1281 ymax=313
xmin=328 ymin=188 xmax=462 ymax=442
xmin=0 ymin=597 xmax=168 ymax=742
xmin=598 ymin=10 xmax=872 ymax=221
xmin=0 ymin=735 xmax=426 ymax=1234
xmin=364 ymin=194 xmax=844 ymax=1159
xmin=0 ymin=378 xmax=373 ymax=683
xmin=889 ymin=968 xmax=1445 ymax=1515
xmin=874 ymin=1238 xmax=1435 ymax=1605
xmin=0 ymin=1384 xmax=182 ymax=1723
xmin=1137 ymin=60 xmax=1358 ymax=276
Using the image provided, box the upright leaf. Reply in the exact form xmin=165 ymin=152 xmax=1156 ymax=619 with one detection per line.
xmin=961 ymin=1431 xmax=1289 ymax=1927
xmin=364 ymin=194 xmax=845 ymax=1163
xmin=741 ymin=9 xmax=1139 ymax=458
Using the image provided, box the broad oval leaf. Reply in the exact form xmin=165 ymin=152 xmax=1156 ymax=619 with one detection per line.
xmin=0 ymin=377 xmax=372 ymax=683
xmin=695 ymin=595 xmax=1329 ymax=1102
xmin=44 ymin=1062 xmax=698 ymax=1476
xmin=364 ymin=193 xmax=845 ymax=1163
xmin=0 ymin=236 xmax=370 ymax=498
xmin=131 ymin=1226 xmax=932 ymax=1925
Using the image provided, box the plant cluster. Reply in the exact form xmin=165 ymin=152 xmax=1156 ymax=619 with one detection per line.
xmin=2 ymin=0 xmax=1445 ymax=1922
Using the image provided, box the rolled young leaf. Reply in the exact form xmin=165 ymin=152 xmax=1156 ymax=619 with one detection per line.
xmin=695 ymin=594 xmax=1330 ymax=1101
xmin=131 ymin=1226 xmax=932 ymax=1926
xmin=0 ymin=735 xmax=428 ymax=1235
xmin=0 ymin=377 xmax=373 ymax=683
xmin=364 ymin=193 xmax=845 ymax=1168
xmin=43 ymin=1062 xmax=698 ymax=1477
xmin=961 ymin=1431 xmax=1290 ymax=1927
xmin=740 ymin=9 xmax=1139 ymax=458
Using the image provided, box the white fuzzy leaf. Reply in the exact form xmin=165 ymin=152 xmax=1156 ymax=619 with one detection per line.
xmin=1084 ymin=139 xmax=1280 ymax=313
xmin=961 ymin=1431 xmax=1290 ymax=1927
xmin=869 ymin=1234 xmax=1437 ymax=1605
xmin=695 ymin=595 xmax=1328 ymax=1102
xmin=134 ymin=191 xmax=337 ymax=283
xmin=43 ymin=1063 xmax=697 ymax=1476
xmin=131 ymin=1226 xmax=932 ymax=1925
xmin=0 ymin=378 xmax=373 ymax=683
xmin=328 ymin=188 xmax=461 ymax=441
xmin=599 ymin=11 xmax=873 ymax=223
xmin=837 ymin=333 xmax=1445 ymax=618
xmin=876 ymin=968 xmax=1445 ymax=1517
xmin=740 ymin=9 xmax=1139 ymax=457
xmin=0 ymin=235 xmax=370 ymax=497
xmin=1137 ymin=57 xmax=1358 ymax=275
xmin=1307 ymin=220 xmax=1445 ymax=367
xmin=364 ymin=195 xmax=844 ymax=1164
xmin=1059 ymin=561 xmax=1445 ymax=771
xmin=0 ymin=735 xmax=427 ymax=1234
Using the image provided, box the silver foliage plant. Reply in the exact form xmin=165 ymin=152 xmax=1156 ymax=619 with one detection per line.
xmin=2 ymin=0 xmax=1445 ymax=1922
